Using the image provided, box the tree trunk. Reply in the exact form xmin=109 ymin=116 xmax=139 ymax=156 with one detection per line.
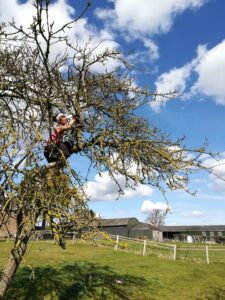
xmin=0 ymin=234 xmax=30 ymax=299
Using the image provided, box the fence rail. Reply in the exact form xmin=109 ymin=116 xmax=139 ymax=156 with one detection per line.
xmin=1 ymin=230 xmax=225 ymax=264
xmin=34 ymin=231 xmax=225 ymax=264
xmin=98 ymin=234 xmax=225 ymax=264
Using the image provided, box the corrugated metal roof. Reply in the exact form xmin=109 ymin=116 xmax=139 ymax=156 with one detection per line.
xmin=160 ymin=225 xmax=225 ymax=232
xmin=98 ymin=218 xmax=138 ymax=227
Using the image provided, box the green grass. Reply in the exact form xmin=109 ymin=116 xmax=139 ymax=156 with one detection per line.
xmin=94 ymin=236 xmax=225 ymax=263
xmin=0 ymin=240 xmax=225 ymax=300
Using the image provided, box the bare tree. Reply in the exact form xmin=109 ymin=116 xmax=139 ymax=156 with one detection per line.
xmin=0 ymin=0 xmax=217 ymax=297
xmin=146 ymin=209 xmax=166 ymax=227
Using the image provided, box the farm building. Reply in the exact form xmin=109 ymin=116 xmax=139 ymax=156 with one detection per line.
xmin=98 ymin=218 xmax=162 ymax=241
xmin=161 ymin=225 xmax=225 ymax=241
xmin=129 ymin=222 xmax=163 ymax=242
xmin=0 ymin=215 xmax=17 ymax=238
xmin=98 ymin=218 xmax=139 ymax=237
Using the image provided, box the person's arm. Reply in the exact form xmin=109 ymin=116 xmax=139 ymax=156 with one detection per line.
xmin=68 ymin=118 xmax=76 ymax=127
xmin=56 ymin=119 xmax=76 ymax=133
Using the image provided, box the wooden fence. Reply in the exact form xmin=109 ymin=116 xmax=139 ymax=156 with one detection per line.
xmin=97 ymin=234 xmax=225 ymax=264
xmin=4 ymin=230 xmax=224 ymax=264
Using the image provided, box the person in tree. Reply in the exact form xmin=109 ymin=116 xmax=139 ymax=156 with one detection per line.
xmin=44 ymin=113 xmax=77 ymax=163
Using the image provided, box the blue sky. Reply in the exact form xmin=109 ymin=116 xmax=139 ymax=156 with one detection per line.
xmin=2 ymin=0 xmax=225 ymax=225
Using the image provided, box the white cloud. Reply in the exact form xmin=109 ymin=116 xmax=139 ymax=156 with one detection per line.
xmin=0 ymin=0 xmax=34 ymax=25
xmin=0 ymin=0 xmax=120 ymax=72
xmin=0 ymin=0 xmax=75 ymax=36
xmin=141 ymin=200 xmax=168 ymax=214
xmin=192 ymin=40 xmax=225 ymax=104
xmin=202 ymin=153 xmax=225 ymax=192
xmin=152 ymin=44 xmax=207 ymax=112
xmin=151 ymin=63 xmax=192 ymax=112
xmin=85 ymin=172 xmax=153 ymax=201
xmin=97 ymin=0 xmax=206 ymax=37
xmin=152 ymin=40 xmax=225 ymax=111
xmin=192 ymin=210 xmax=204 ymax=216
xmin=96 ymin=0 xmax=207 ymax=59
xmin=143 ymin=39 xmax=159 ymax=60
xmin=181 ymin=210 xmax=205 ymax=217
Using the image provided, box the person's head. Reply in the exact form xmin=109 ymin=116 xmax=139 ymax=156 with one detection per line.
xmin=56 ymin=113 xmax=68 ymax=125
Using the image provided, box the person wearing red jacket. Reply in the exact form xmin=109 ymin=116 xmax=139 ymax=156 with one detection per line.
xmin=44 ymin=113 xmax=76 ymax=163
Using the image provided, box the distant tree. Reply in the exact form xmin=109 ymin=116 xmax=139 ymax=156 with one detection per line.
xmin=0 ymin=0 xmax=216 ymax=297
xmin=146 ymin=209 xmax=166 ymax=227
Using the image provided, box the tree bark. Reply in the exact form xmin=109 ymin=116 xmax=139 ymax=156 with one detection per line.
xmin=0 ymin=234 xmax=30 ymax=299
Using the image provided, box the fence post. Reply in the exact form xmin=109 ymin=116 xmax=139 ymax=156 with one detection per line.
xmin=173 ymin=244 xmax=177 ymax=261
xmin=72 ymin=233 xmax=75 ymax=244
xmin=53 ymin=233 xmax=56 ymax=244
xmin=206 ymin=245 xmax=209 ymax=264
xmin=115 ymin=235 xmax=119 ymax=251
xmin=142 ymin=240 xmax=147 ymax=256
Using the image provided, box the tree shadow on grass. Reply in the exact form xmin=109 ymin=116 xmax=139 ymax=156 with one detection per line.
xmin=195 ymin=287 xmax=225 ymax=300
xmin=5 ymin=262 xmax=150 ymax=300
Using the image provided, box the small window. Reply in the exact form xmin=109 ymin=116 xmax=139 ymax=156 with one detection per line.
xmin=202 ymin=232 xmax=206 ymax=236
xmin=218 ymin=232 xmax=223 ymax=237
xmin=210 ymin=232 xmax=214 ymax=237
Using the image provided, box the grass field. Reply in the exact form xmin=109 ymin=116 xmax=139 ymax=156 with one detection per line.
xmin=0 ymin=240 xmax=225 ymax=300
xmin=95 ymin=235 xmax=225 ymax=263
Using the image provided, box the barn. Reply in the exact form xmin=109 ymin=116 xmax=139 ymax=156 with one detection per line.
xmin=98 ymin=218 xmax=162 ymax=241
xmin=98 ymin=218 xmax=139 ymax=237
xmin=129 ymin=222 xmax=163 ymax=241
xmin=161 ymin=225 xmax=225 ymax=241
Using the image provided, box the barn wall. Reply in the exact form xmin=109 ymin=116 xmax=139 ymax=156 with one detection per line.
xmin=129 ymin=229 xmax=153 ymax=240
xmin=99 ymin=226 xmax=128 ymax=237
